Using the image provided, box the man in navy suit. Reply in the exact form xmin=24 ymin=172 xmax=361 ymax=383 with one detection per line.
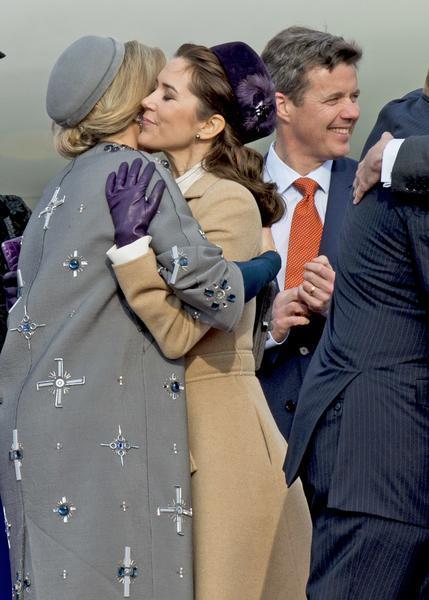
xmin=257 ymin=27 xmax=362 ymax=441
xmin=285 ymin=107 xmax=429 ymax=598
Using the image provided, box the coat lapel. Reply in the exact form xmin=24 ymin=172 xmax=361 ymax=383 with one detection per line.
xmin=319 ymin=157 xmax=355 ymax=269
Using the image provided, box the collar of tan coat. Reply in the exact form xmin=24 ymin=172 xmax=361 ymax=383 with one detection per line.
xmin=182 ymin=171 xmax=220 ymax=200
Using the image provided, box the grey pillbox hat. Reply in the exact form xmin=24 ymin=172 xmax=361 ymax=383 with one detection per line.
xmin=46 ymin=35 xmax=125 ymax=127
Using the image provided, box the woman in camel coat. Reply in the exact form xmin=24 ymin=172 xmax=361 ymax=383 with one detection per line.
xmin=108 ymin=41 xmax=311 ymax=600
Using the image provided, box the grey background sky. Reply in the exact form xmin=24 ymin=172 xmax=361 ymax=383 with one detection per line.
xmin=1 ymin=0 xmax=427 ymax=206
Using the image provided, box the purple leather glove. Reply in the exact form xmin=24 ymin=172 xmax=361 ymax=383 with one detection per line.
xmin=105 ymin=158 xmax=166 ymax=247
xmin=1 ymin=236 xmax=22 ymax=271
xmin=3 ymin=270 xmax=18 ymax=311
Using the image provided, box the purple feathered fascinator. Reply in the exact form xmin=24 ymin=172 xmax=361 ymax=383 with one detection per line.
xmin=210 ymin=41 xmax=276 ymax=143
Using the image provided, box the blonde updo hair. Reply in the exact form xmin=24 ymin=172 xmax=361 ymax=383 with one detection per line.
xmin=54 ymin=41 xmax=165 ymax=158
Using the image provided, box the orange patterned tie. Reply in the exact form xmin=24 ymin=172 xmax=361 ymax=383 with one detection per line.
xmin=284 ymin=177 xmax=322 ymax=288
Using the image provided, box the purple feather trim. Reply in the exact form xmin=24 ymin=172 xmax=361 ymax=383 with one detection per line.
xmin=235 ymin=73 xmax=276 ymax=132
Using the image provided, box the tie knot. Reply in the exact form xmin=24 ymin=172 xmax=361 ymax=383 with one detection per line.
xmin=293 ymin=177 xmax=319 ymax=198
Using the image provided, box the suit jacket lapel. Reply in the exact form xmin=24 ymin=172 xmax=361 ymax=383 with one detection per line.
xmin=319 ymin=158 xmax=354 ymax=269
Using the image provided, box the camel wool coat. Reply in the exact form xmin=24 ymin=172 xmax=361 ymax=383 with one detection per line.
xmin=114 ymin=172 xmax=311 ymax=600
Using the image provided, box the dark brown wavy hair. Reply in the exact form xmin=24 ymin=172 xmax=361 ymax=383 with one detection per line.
xmin=176 ymin=43 xmax=284 ymax=226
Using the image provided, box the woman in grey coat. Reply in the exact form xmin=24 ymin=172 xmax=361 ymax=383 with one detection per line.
xmin=0 ymin=36 xmax=278 ymax=600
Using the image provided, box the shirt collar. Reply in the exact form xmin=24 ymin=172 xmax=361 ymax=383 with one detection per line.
xmin=265 ymin=141 xmax=333 ymax=195
xmin=176 ymin=162 xmax=205 ymax=194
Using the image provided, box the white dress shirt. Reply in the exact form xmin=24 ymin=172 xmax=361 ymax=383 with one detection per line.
xmin=263 ymin=142 xmax=333 ymax=347
xmin=381 ymin=138 xmax=404 ymax=185
xmin=264 ymin=142 xmax=333 ymax=291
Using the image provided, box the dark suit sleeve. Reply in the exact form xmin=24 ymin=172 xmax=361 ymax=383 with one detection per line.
xmin=391 ymin=136 xmax=429 ymax=195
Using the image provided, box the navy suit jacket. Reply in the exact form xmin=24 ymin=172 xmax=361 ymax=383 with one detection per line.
xmin=257 ymin=157 xmax=357 ymax=441
xmin=285 ymin=184 xmax=429 ymax=528
xmin=361 ymin=88 xmax=429 ymax=157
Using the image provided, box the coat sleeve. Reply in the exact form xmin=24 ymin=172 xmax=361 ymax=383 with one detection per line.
xmin=113 ymin=180 xmax=262 ymax=359
xmin=391 ymin=136 xmax=429 ymax=195
xmin=144 ymin=163 xmax=245 ymax=332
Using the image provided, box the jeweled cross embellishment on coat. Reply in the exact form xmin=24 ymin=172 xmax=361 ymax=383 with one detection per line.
xmin=100 ymin=426 xmax=140 ymax=467
xmin=157 ymin=486 xmax=192 ymax=536
xmin=38 ymin=187 xmax=65 ymax=230
xmin=10 ymin=309 xmax=46 ymax=348
xmin=53 ymin=496 xmax=76 ymax=523
xmin=63 ymin=250 xmax=88 ymax=277
xmin=170 ymin=245 xmax=189 ymax=285
xmin=9 ymin=429 xmax=23 ymax=480
xmin=117 ymin=546 xmax=138 ymax=597
xmin=36 ymin=358 xmax=85 ymax=407
xmin=163 ymin=373 xmax=184 ymax=400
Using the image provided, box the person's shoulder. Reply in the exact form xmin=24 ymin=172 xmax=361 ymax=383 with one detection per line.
xmin=332 ymin=155 xmax=358 ymax=174
xmin=200 ymin=174 xmax=255 ymax=203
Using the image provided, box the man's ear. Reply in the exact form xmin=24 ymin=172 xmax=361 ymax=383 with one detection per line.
xmin=275 ymin=92 xmax=292 ymax=124
xmin=197 ymin=113 xmax=226 ymax=141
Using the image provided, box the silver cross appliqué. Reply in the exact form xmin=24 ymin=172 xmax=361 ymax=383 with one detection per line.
xmin=100 ymin=426 xmax=140 ymax=467
xmin=157 ymin=486 xmax=192 ymax=536
xmin=9 ymin=429 xmax=23 ymax=481
xmin=117 ymin=546 xmax=138 ymax=598
xmin=53 ymin=496 xmax=76 ymax=523
xmin=163 ymin=373 xmax=184 ymax=400
xmin=170 ymin=246 xmax=189 ymax=285
xmin=10 ymin=308 xmax=46 ymax=348
xmin=38 ymin=187 xmax=65 ymax=230
xmin=36 ymin=358 xmax=85 ymax=408
xmin=63 ymin=250 xmax=88 ymax=278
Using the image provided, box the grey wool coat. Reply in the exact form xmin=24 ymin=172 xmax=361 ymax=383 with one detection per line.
xmin=0 ymin=143 xmax=245 ymax=600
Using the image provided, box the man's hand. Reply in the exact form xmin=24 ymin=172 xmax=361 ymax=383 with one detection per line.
xmin=353 ymin=132 xmax=393 ymax=204
xmin=271 ymin=287 xmax=310 ymax=342
xmin=298 ymin=255 xmax=335 ymax=314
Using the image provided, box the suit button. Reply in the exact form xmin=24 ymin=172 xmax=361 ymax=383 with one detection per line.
xmin=299 ymin=346 xmax=310 ymax=356
xmin=285 ymin=400 xmax=297 ymax=412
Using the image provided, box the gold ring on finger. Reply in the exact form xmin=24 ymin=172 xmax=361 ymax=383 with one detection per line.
xmin=309 ymin=284 xmax=316 ymax=296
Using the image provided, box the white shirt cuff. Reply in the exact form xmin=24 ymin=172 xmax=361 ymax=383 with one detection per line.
xmin=106 ymin=236 xmax=152 ymax=266
xmin=381 ymin=139 xmax=404 ymax=186
xmin=265 ymin=329 xmax=289 ymax=349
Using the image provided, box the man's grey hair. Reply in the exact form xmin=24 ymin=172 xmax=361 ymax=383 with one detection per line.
xmin=262 ymin=26 xmax=362 ymax=105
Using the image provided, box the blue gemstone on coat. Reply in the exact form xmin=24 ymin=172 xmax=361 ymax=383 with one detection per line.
xmin=220 ymin=280 xmax=228 ymax=289
xmin=69 ymin=259 xmax=80 ymax=270
xmin=118 ymin=566 xmax=138 ymax=578
xmin=22 ymin=322 xmax=31 ymax=333
xmin=227 ymin=294 xmax=236 ymax=303
xmin=204 ymin=289 xmax=214 ymax=297
xmin=211 ymin=302 xmax=220 ymax=310
xmin=9 ymin=449 xmax=23 ymax=461
xmin=179 ymin=257 xmax=188 ymax=266
xmin=58 ymin=504 xmax=70 ymax=517
xmin=171 ymin=381 xmax=181 ymax=393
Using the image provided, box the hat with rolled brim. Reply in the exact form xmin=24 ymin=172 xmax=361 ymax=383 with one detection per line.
xmin=46 ymin=35 xmax=125 ymax=127
xmin=210 ymin=41 xmax=276 ymax=144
